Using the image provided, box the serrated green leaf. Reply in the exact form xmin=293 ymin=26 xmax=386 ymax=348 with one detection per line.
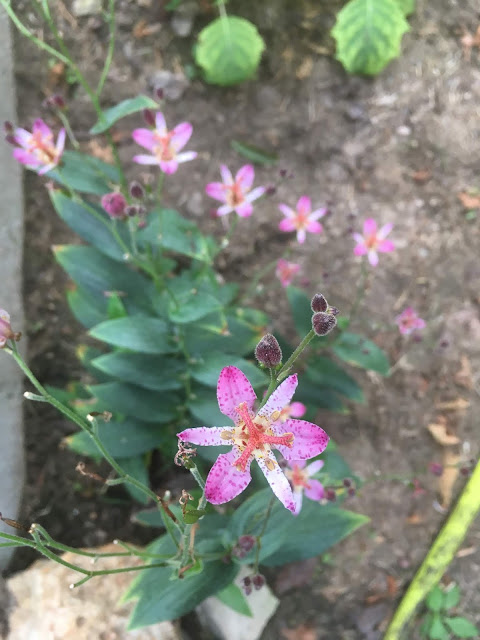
xmin=216 ymin=583 xmax=253 ymax=617
xmin=332 ymin=331 xmax=390 ymax=375
xmin=195 ymin=16 xmax=265 ymax=86
xmin=427 ymin=586 xmax=446 ymax=613
xmin=286 ymin=286 xmax=313 ymax=337
xmin=48 ymin=150 xmax=120 ymax=194
xmin=90 ymin=95 xmax=159 ymax=135
xmin=306 ymin=356 xmax=365 ymax=403
xmin=89 ymin=317 xmax=175 ymax=354
xmin=88 ymin=382 xmax=179 ymax=423
xmin=230 ymin=139 xmax=277 ymax=166
xmin=331 ymin=0 xmax=410 ymax=76
xmin=444 ymin=616 xmax=479 ymax=638
xmin=91 ymin=352 xmax=184 ymax=391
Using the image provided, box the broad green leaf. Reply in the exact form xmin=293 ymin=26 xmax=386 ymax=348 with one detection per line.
xmin=66 ymin=419 xmax=170 ymax=458
xmin=50 ymin=191 xmax=128 ymax=261
xmin=133 ymin=508 xmax=165 ymax=528
xmin=88 ymin=382 xmax=179 ymax=423
xmin=195 ymin=16 xmax=265 ymax=86
xmin=230 ymin=140 xmax=277 ymax=166
xmin=426 ymin=586 xmax=445 ymax=613
xmin=90 ymin=95 xmax=158 ymax=135
xmin=66 ymin=285 xmax=107 ymax=329
xmin=190 ymin=353 xmax=267 ymax=388
xmin=294 ymin=378 xmax=348 ymax=414
xmin=188 ymin=384 xmax=230 ymax=427
xmin=137 ymin=209 xmax=216 ymax=262
xmin=216 ymin=583 xmax=253 ymax=617
xmin=48 ymin=150 xmax=120 ymax=194
xmin=306 ymin=356 xmax=365 ymax=403
xmin=167 ymin=273 xmax=222 ymax=324
xmin=443 ymin=583 xmax=460 ymax=610
xmin=395 ymin=0 xmax=415 ymax=16
xmin=89 ymin=317 xmax=176 ymax=354
xmin=286 ymin=286 xmax=313 ymax=338
xmin=321 ymin=445 xmax=354 ymax=481
xmin=91 ymin=352 xmax=184 ymax=391
xmin=332 ymin=332 xmax=390 ymax=375
xmin=429 ymin=616 xmax=449 ymax=640
xmin=53 ymin=245 xmax=154 ymax=313
xmin=444 ymin=617 xmax=479 ymax=638
xmin=331 ymin=0 xmax=410 ymax=76
xmin=119 ymin=455 xmax=150 ymax=505
xmin=419 ymin=612 xmax=434 ymax=638
xmin=107 ymin=292 xmax=128 ymax=320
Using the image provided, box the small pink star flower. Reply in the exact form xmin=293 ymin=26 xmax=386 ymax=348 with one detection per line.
xmin=205 ymin=165 xmax=266 ymax=218
xmin=353 ymin=218 xmax=394 ymax=266
xmin=132 ymin=112 xmax=197 ymax=174
xmin=12 ymin=119 xmax=65 ymax=175
xmin=278 ymin=196 xmax=327 ymax=244
xmin=0 ymin=309 xmax=14 ymax=348
xmin=275 ymin=259 xmax=301 ymax=288
xmin=395 ymin=307 xmax=426 ymax=335
xmin=177 ymin=366 xmax=329 ymax=513
xmin=285 ymin=459 xmax=325 ymax=515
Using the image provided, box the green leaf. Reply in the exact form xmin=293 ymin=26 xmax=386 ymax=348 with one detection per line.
xmin=443 ymin=584 xmax=461 ymax=611
xmin=395 ymin=0 xmax=415 ymax=16
xmin=188 ymin=384 xmax=230 ymax=427
xmin=66 ymin=286 xmax=107 ymax=329
xmin=48 ymin=150 xmax=120 ymax=194
xmin=426 ymin=586 xmax=446 ymax=613
xmin=53 ymin=245 xmax=154 ymax=313
xmin=119 ymin=455 xmax=150 ymax=505
xmin=90 ymin=95 xmax=159 ymax=135
xmin=444 ymin=617 xmax=479 ymax=638
xmin=195 ymin=16 xmax=265 ymax=86
xmin=190 ymin=353 xmax=266 ymax=388
xmin=89 ymin=317 xmax=175 ymax=354
xmin=137 ymin=209 xmax=216 ymax=262
xmin=420 ymin=612 xmax=434 ymax=637
xmin=50 ymin=191 xmax=128 ymax=261
xmin=331 ymin=0 xmax=410 ymax=76
xmin=88 ymin=382 xmax=178 ymax=423
xmin=216 ymin=583 xmax=253 ymax=617
xmin=286 ymin=286 xmax=312 ymax=337
xmin=167 ymin=273 xmax=223 ymax=324
xmin=230 ymin=139 xmax=277 ymax=166
xmin=133 ymin=508 xmax=165 ymax=528
xmin=322 ymin=445 xmax=354 ymax=481
xmin=294 ymin=378 xmax=348 ymax=414
xmin=306 ymin=356 xmax=364 ymax=403
xmin=332 ymin=331 xmax=390 ymax=375
xmin=429 ymin=616 xmax=450 ymax=640
xmin=91 ymin=352 xmax=184 ymax=391
xmin=66 ymin=419 xmax=170 ymax=458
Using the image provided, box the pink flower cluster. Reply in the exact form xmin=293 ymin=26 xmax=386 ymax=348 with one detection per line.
xmin=11 ymin=119 xmax=65 ymax=174
xmin=178 ymin=366 xmax=329 ymax=513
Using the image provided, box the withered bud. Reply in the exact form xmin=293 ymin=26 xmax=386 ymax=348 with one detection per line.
xmin=154 ymin=87 xmax=164 ymax=101
xmin=255 ymin=333 xmax=282 ymax=368
xmin=312 ymin=312 xmax=337 ymax=336
xmin=325 ymin=488 xmax=337 ymax=502
xmin=311 ymin=293 xmax=328 ymax=313
xmin=143 ymin=108 xmax=156 ymax=127
xmin=129 ymin=181 xmax=144 ymax=200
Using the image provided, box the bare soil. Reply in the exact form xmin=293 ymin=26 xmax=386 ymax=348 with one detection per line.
xmin=7 ymin=0 xmax=480 ymax=638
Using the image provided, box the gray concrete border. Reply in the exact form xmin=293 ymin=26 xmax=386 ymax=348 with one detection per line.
xmin=0 ymin=13 xmax=25 ymax=571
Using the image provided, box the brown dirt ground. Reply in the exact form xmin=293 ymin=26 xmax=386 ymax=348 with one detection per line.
xmin=7 ymin=0 xmax=480 ymax=638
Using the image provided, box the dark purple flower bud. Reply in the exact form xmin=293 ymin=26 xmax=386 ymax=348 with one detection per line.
xmin=347 ymin=487 xmax=356 ymax=497
xmin=238 ymin=535 xmax=256 ymax=552
xmin=325 ymin=488 xmax=336 ymax=502
xmin=311 ymin=293 xmax=328 ymax=313
xmin=5 ymin=134 xmax=16 ymax=146
xmin=52 ymin=94 xmax=66 ymax=109
xmin=101 ymin=192 xmax=127 ymax=219
xmin=3 ymin=121 xmax=13 ymax=134
xmin=265 ymin=185 xmax=276 ymax=196
xmin=329 ymin=306 xmax=339 ymax=316
xmin=143 ymin=108 xmax=156 ymax=127
xmin=312 ymin=312 xmax=337 ymax=337
xmin=125 ymin=205 xmax=139 ymax=217
xmin=242 ymin=576 xmax=252 ymax=595
xmin=255 ymin=333 xmax=282 ymax=368
xmin=428 ymin=462 xmax=443 ymax=477
xmin=154 ymin=87 xmax=164 ymax=101
xmin=460 ymin=467 xmax=470 ymax=477
xmin=129 ymin=181 xmax=144 ymax=200
xmin=279 ymin=168 xmax=288 ymax=178
xmin=343 ymin=478 xmax=352 ymax=488
xmin=252 ymin=574 xmax=265 ymax=590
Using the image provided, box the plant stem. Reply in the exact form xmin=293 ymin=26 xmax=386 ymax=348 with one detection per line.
xmin=96 ymin=0 xmax=116 ymax=97
xmin=348 ymin=261 xmax=369 ymax=323
xmin=384 ymin=457 xmax=480 ymax=639
xmin=254 ymin=497 xmax=275 ymax=572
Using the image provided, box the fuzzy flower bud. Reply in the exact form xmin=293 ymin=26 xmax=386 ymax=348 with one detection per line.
xmin=143 ymin=108 xmax=156 ymax=127
xmin=3 ymin=121 xmax=13 ymax=134
xmin=311 ymin=293 xmax=328 ymax=313
xmin=0 ymin=309 xmax=19 ymax=347
xmin=255 ymin=333 xmax=282 ymax=368
xmin=101 ymin=192 xmax=127 ymax=219
xmin=129 ymin=181 xmax=144 ymax=200
xmin=312 ymin=312 xmax=337 ymax=336
xmin=252 ymin=574 xmax=266 ymax=590
xmin=242 ymin=576 xmax=252 ymax=596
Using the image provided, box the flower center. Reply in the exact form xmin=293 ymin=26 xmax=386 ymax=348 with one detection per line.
xmin=295 ymin=212 xmax=308 ymax=230
xmin=154 ymin=132 xmax=174 ymax=162
xmin=226 ymin=182 xmax=244 ymax=207
xmin=28 ymin=132 xmax=57 ymax=164
xmin=221 ymin=402 xmax=294 ymax=472
xmin=365 ymin=234 xmax=378 ymax=250
xmin=287 ymin=464 xmax=310 ymax=490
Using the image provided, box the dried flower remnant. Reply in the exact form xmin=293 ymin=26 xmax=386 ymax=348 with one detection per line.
xmin=0 ymin=309 xmax=15 ymax=347
xmin=278 ymin=196 xmax=327 ymax=244
xmin=132 ymin=111 xmax=197 ymax=174
xmin=177 ymin=366 xmax=329 ymax=512
xmin=11 ymin=118 xmax=65 ymax=174
xmin=353 ymin=218 xmax=394 ymax=266
xmin=101 ymin=192 xmax=127 ymax=219
xmin=205 ymin=164 xmax=266 ymax=218
xmin=275 ymin=259 xmax=301 ymax=288
xmin=285 ymin=459 xmax=325 ymax=515
xmin=395 ymin=307 xmax=426 ymax=335
xmin=255 ymin=333 xmax=282 ymax=368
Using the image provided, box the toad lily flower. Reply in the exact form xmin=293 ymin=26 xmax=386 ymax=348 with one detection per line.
xmin=132 ymin=112 xmax=197 ymax=174
xmin=395 ymin=307 xmax=426 ymax=335
xmin=278 ymin=196 xmax=327 ymax=244
xmin=275 ymin=259 xmax=301 ymax=288
xmin=206 ymin=165 xmax=266 ymax=218
xmin=353 ymin=218 xmax=394 ymax=266
xmin=12 ymin=119 xmax=65 ymax=175
xmin=285 ymin=459 xmax=325 ymax=515
xmin=0 ymin=309 xmax=18 ymax=348
xmin=177 ymin=366 xmax=329 ymax=513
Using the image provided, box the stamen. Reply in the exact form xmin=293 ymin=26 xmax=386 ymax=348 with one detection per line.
xmin=220 ymin=430 xmax=234 ymax=440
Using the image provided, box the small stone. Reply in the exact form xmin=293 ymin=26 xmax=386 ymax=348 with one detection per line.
xmin=72 ymin=0 xmax=102 ymax=17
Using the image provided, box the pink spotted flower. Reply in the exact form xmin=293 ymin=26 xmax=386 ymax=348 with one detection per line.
xmin=177 ymin=366 xmax=329 ymax=513
xmin=132 ymin=112 xmax=197 ymax=174
xmin=353 ymin=218 xmax=394 ymax=266
xmin=12 ymin=119 xmax=65 ymax=175
xmin=206 ymin=165 xmax=266 ymax=218
xmin=395 ymin=307 xmax=426 ymax=335
xmin=276 ymin=259 xmax=301 ymax=288
xmin=278 ymin=196 xmax=327 ymax=244
xmin=285 ymin=459 xmax=325 ymax=515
